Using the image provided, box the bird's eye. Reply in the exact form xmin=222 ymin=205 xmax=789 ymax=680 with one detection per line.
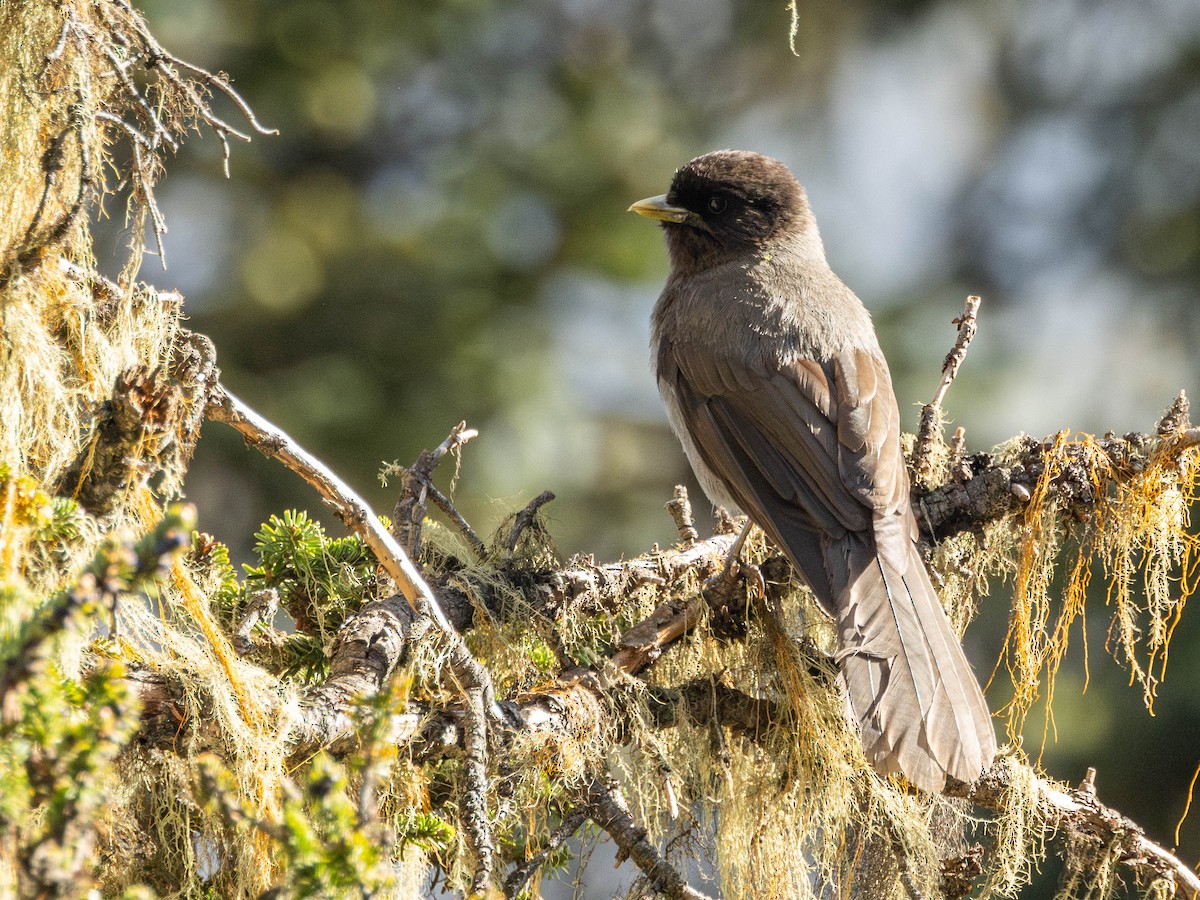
xmin=707 ymin=196 xmax=728 ymax=215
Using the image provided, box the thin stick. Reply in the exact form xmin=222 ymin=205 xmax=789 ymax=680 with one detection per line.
xmin=507 ymin=490 xmax=555 ymax=555
xmin=391 ymin=422 xmax=479 ymax=559
xmin=914 ymin=295 xmax=982 ymax=482
xmin=425 ymin=482 xmax=486 ymax=558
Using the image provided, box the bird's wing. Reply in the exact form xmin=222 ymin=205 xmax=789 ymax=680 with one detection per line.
xmin=659 ymin=336 xmax=906 ymax=611
xmin=661 ymin=337 xmax=906 ymax=530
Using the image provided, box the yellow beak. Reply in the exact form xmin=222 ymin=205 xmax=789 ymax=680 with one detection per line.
xmin=628 ymin=194 xmax=695 ymax=225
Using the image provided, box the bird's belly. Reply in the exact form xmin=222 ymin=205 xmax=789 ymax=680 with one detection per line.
xmin=658 ymin=377 xmax=743 ymax=514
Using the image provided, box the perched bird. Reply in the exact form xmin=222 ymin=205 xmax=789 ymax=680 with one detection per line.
xmin=630 ymin=150 xmax=995 ymax=792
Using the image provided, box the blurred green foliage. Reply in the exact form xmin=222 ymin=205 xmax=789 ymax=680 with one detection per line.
xmin=0 ymin=505 xmax=197 ymax=897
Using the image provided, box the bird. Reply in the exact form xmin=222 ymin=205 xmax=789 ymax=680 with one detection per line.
xmin=629 ymin=149 xmax=996 ymax=792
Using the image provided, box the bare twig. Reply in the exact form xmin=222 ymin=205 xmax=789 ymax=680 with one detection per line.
xmin=130 ymin=139 xmax=168 ymax=265
xmin=697 ymin=518 xmax=763 ymax=642
xmin=948 ymin=426 xmax=969 ymax=481
xmin=162 ymin=54 xmax=278 ymax=137
xmin=582 ymin=776 xmax=713 ymax=900
xmin=507 ymin=490 xmax=555 ymax=555
xmin=107 ymin=0 xmax=276 ymax=177
xmin=665 ymin=485 xmax=698 ymax=545
xmin=208 ymin=390 xmax=508 ymax=874
xmin=99 ymin=45 xmax=179 ymax=152
xmin=21 ymin=98 xmax=89 ymax=254
xmin=96 ymin=110 xmax=153 ymax=148
xmin=390 ymin=422 xmax=479 ymax=559
xmin=425 ymin=482 xmax=486 ymax=558
xmin=914 ymin=295 xmax=981 ymax=483
xmin=43 ymin=14 xmax=71 ymax=69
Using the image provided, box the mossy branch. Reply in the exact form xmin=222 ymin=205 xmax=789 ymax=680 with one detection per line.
xmin=206 ymin=385 xmax=502 ymax=719
xmin=582 ymin=775 xmax=715 ymax=900
xmin=947 ymin=758 xmax=1200 ymax=900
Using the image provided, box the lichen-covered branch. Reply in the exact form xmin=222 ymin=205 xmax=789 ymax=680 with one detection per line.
xmin=182 ymin=382 xmax=1200 ymax=897
xmin=917 ymin=424 xmax=1199 ymax=542
xmin=503 ymin=808 xmax=588 ymax=899
xmin=947 ymin=758 xmax=1200 ymax=899
xmin=287 ymin=596 xmax=414 ymax=758
xmin=582 ymin=776 xmax=715 ymax=900
xmin=206 ymin=387 xmax=508 ymax=890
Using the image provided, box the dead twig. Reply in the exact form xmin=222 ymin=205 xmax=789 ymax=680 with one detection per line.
xmin=390 ymin=422 xmax=480 ymax=559
xmin=108 ymin=0 xmax=276 ymax=176
xmin=507 ymin=490 xmax=555 ymax=555
xmin=665 ymin=485 xmax=698 ymax=545
xmin=582 ymin=776 xmax=714 ymax=900
xmin=914 ymin=295 xmax=981 ymax=484
xmin=426 ymin=482 xmax=486 ymax=558
xmin=607 ymin=595 xmax=706 ymax=679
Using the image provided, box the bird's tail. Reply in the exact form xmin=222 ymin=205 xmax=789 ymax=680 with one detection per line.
xmin=833 ymin=523 xmax=996 ymax=793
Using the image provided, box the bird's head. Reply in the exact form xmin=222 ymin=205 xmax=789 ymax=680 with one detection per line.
xmin=629 ymin=150 xmax=819 ymax=272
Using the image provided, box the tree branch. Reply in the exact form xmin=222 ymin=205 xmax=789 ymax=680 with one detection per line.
xmin=388 ymin=421 xmax=480 ymax=559
xmin=503 ymin=808 xmax=588 ymax=899
xmin=178 ymin=389 xmax=1200 ymax=896
xmin=582 ymin=776 xmax=714 ymax=900
xmin=947 ymin=758 xmax=1200 ymax=899
xmin=206 ymin=387 xmax=509 ymax=888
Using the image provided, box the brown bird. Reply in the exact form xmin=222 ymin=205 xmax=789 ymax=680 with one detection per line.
xmin=630 ymin=150 xmax=995 ymax=792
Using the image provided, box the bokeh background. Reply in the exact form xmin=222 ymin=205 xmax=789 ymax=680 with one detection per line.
xmin=109 ymin=0 xmax=1200 ymax=894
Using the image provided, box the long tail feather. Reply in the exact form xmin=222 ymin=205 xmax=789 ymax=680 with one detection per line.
xmin=833 ymin=526 xmax=996 ymax=792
